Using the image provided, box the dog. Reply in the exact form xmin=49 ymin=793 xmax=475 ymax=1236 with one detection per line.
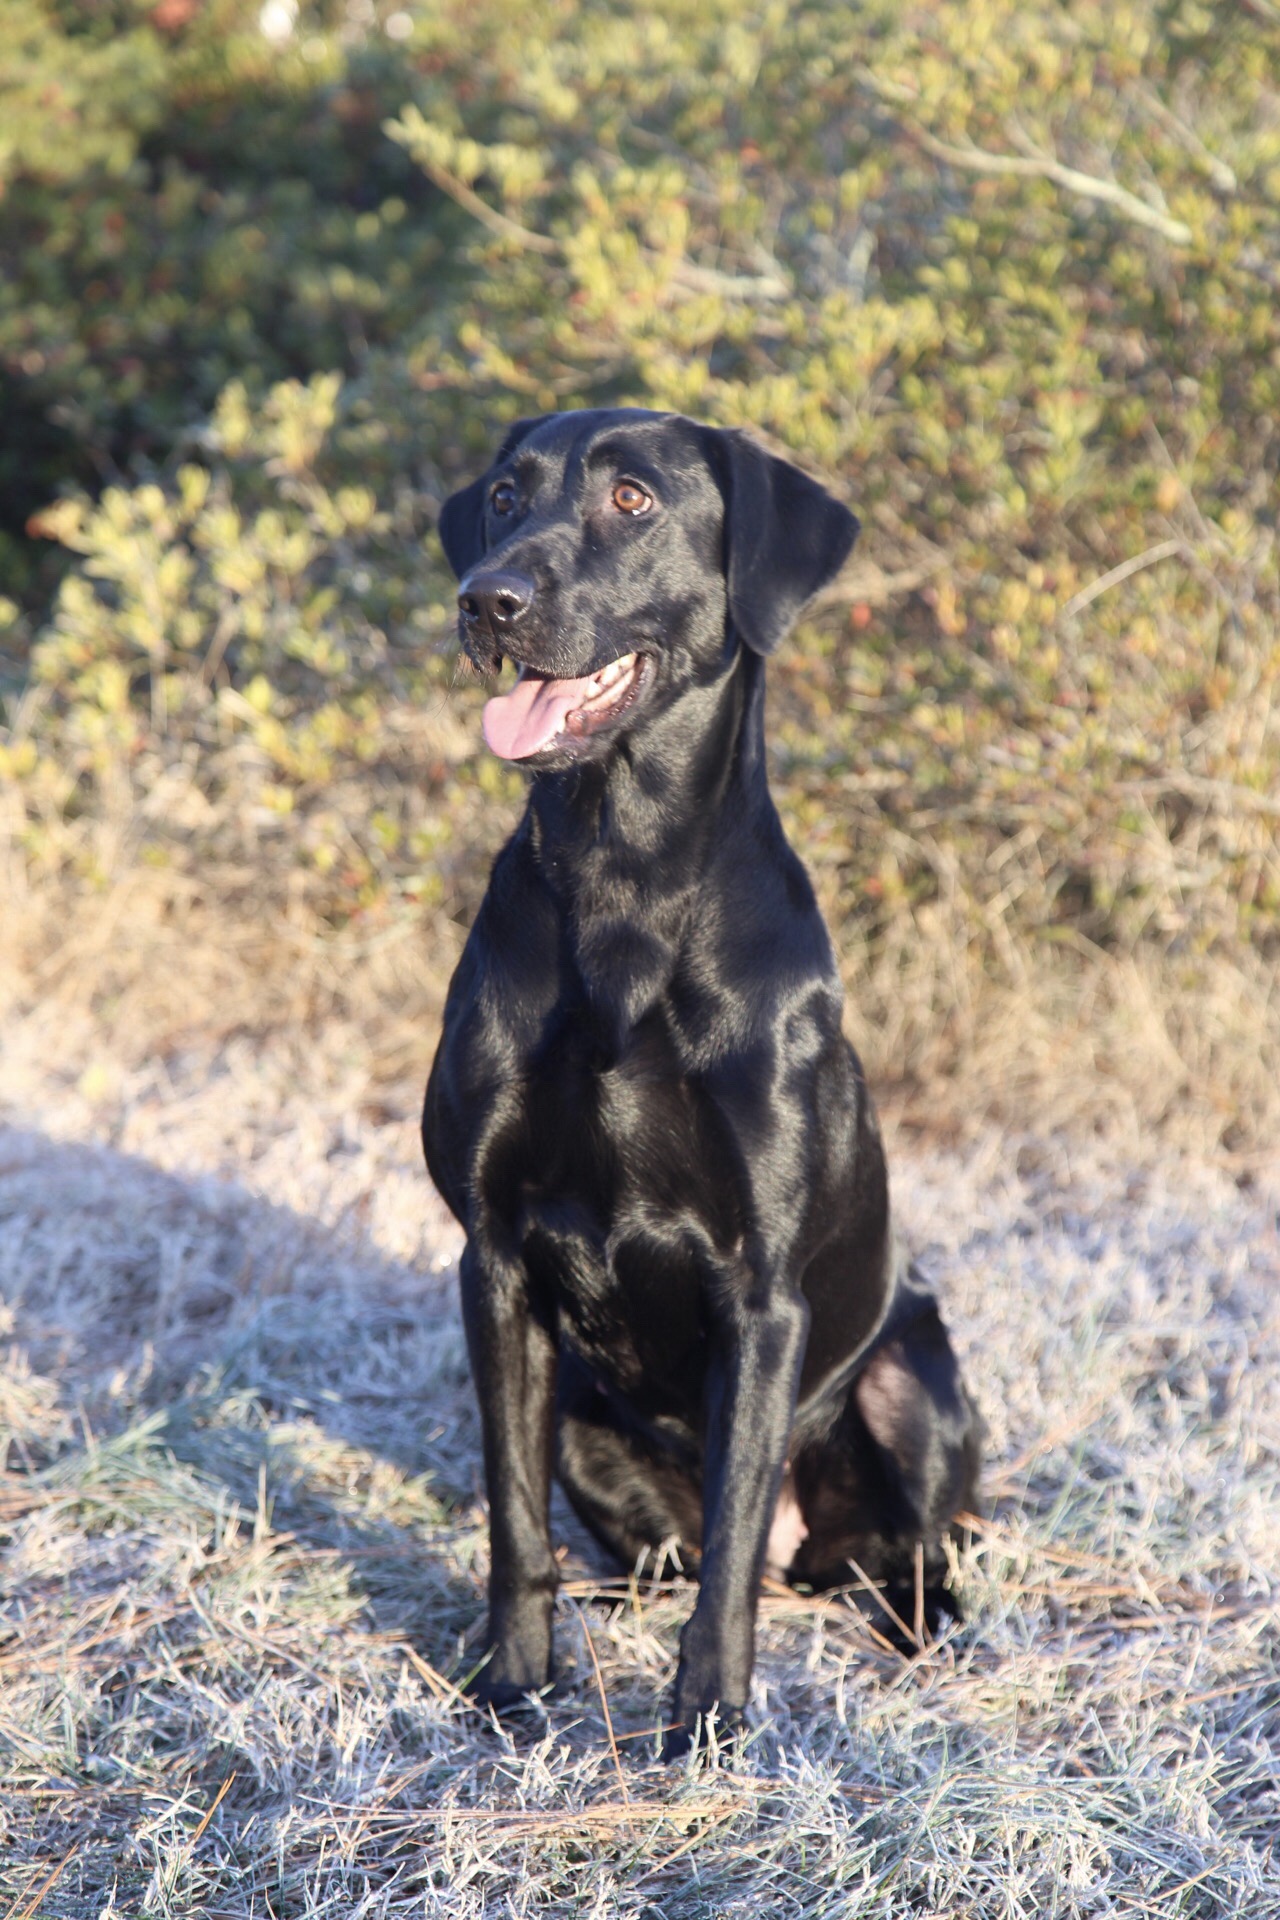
xmin=422 ymin=408 xmax=980 ymax=1757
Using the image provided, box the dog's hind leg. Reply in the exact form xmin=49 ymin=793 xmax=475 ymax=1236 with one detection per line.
xmin=556 ymin=1355 xmax=704 ymax=1577
xmin=790 ymin=1284 xmax=980 ymax=1633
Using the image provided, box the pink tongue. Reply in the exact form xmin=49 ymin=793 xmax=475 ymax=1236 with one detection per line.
xmin=482 ymin=672 xmax=590 ymax=759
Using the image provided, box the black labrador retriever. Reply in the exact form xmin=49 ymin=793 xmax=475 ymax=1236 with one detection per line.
xmin=423 ymin=408 xmax=980 ymax=1756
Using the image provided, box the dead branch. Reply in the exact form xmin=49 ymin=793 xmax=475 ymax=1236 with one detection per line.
xmin=857 ymin=70 xmax=1193 ymax=246
xmin=418 ymin=153 xmax=789 ymax=302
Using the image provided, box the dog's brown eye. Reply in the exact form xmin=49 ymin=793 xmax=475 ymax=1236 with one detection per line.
xmin=490 ymin=480 xmax=516 ymax=515
xmin=611 ymin=480 xmax=652 ymax=516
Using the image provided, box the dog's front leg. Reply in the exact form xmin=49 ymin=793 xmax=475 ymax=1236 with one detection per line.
xmin=668 ymin=1286 xmax=810 ymax=1758
xmin=459 ymin=1241 xmax=559 ymax=1711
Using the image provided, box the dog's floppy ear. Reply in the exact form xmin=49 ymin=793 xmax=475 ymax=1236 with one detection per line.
xmin=703 ymin=428 xmax=859 ymax=655
xmin=436 ymin=415 xmax=549 ymax=580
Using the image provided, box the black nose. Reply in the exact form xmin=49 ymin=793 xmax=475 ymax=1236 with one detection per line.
xmin=457 ymin=569 xmax=534 ymax=630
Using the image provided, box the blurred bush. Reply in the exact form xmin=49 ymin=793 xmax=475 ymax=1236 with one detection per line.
xmin=0 ymin=0 xmax=451 ymax=601
xmin=1 ymin=0 xmax=1277 ymax=1150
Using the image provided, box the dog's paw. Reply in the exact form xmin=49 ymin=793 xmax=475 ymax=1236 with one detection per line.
xmin=472 ymin=1676 xmax=547 ymax=1717
xmin=661 ymin=1702 xmax=747 ymax=1765
xmin=467 ymin=1649 xmax=555 ymax=1723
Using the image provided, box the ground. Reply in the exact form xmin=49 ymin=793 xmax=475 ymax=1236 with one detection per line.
xmin=1 ymin=1005 xmax=1277 ymax=1918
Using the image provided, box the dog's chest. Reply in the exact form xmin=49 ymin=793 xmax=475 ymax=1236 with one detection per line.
xmin=507 ymin=1011 xmax=745 ymax=1399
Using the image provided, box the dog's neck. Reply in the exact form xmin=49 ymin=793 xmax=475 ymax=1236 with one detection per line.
xmin=525 ymin=644 xmax=770 ymax=1035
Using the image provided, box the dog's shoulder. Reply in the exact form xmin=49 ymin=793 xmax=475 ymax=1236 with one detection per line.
xmin=695 ymin=802 xmax=840 ymax=993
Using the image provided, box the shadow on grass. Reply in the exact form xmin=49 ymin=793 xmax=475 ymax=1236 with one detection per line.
xmin=0 ymin=1120 xmax=526 ymax=1675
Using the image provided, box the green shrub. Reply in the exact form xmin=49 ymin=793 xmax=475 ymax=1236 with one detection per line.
xmin=0 ymin=0 xmax=448 ymax=601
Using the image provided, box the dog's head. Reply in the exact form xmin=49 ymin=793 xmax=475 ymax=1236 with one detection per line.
xmin=437 ymin=409 xmax=857 ymax=765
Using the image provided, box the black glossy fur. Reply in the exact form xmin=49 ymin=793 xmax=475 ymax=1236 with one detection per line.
xmin=423 ymin=409 xmax=980 ymax=1756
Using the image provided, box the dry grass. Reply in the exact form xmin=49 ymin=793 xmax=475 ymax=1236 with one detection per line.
xmin=3 ymin=816 xmax=1278 ymax=1185
xmin=1 ymin=1003 xmax=1277 ymax=1917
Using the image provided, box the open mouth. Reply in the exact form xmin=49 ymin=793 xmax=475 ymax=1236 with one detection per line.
xmin=482 ymin=652 xmax=648 ymax=760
